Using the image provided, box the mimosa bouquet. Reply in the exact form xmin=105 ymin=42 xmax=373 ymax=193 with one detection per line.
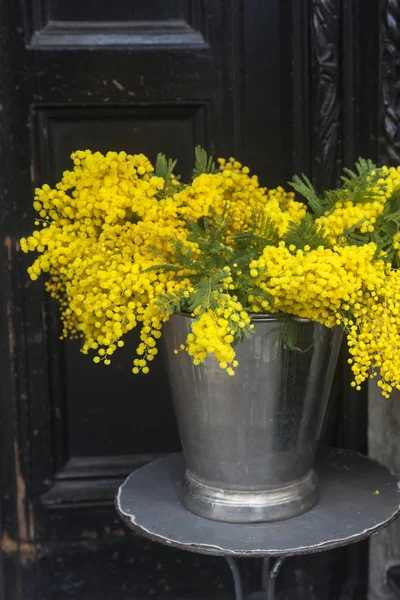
xmin=20 ymin=148 xmax=400 ymax=397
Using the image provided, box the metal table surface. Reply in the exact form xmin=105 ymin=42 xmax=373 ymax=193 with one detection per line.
xmin=116 ymin=448 xmax=400 ymax=599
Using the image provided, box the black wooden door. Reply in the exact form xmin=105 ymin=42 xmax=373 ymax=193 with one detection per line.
xmin=0 ymin=1 xmax=389 ymax=598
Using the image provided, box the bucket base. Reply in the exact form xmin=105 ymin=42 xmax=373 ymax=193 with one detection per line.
xmin=183 ymin=469 xmax=319 ymax=523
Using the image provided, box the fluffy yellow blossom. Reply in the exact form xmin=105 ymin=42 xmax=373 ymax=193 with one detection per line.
xmin=249 ymin=241 xmax=400 ymax=394
xmin=19 ymin=149 xmax=400 ymax=395
xmin=317 ymin=200 xmax=384 ymax=242
xmin=172 ymin=157 xmax=305 ymax=238
xmin=184 ymin=295 xmax=253 ymax=371
xmin=346 ymin=267 xmax=400 ymax=397
xmin=20 ymin=150 xmax=191 ymax=373
xmin=316 ymin=165 xmax=400 ymax=243
xmin=250 ymin=242 xmax=384 ymax=323
xmin=22 ymin=149 xmax=308 ymax=373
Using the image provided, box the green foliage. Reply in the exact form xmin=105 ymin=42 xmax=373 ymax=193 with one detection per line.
xmin=262 ymin=317 xmax=309 ymax=353
xmin=322 ymin=159 xmax=400 ymax=265
xmin=387 ymin=186 xmax=400 ymax=215
xmin=338 ymin=219 xmax=368 ymax=247
xmin=146 ymin=155 xmax=400 ymax=333
xmin=341 ymin=157 xmax=377 ymax=187
xmin=333 ymin=157 xmax=380 ymax=205
xmin=317 ymin=159 xmax=378 ymax=209
xmin=145 ymin=203 xmax=283 ymax=329
xmin=148 ymin=203 xmax=339 ymax=323
xmin=170 ymin=239 xmax=194 ymax=269
xmin=284 ymin=213 xmax=330 ymax=250
xmin=338 ymin=219 xmax=395 ymax=263
xmin=143 ymin=263 xmax=184 ymax=274
xmin=143 ymin=241 xmax=195 ymax=276
xmin=380 ymin=186 xmax=400 ymax=244
xmin=232 ymin=213 xmax=280 ymax=256
xmin=154 ymin=289 xmax=185 ymax=317
xmin=289 ymin=157 xmax=400 ymax=266
xmin=280 ymin=318 xmax=301 ymax=351
xmin=187 ymin=271 xmax=229 ymax=313
xmin=192 ymin=146 xmax=217 ymax=179
xmin=246 ymin=286 xmax=274 ymax=308
xmin=154 ymin=152 xmax=181 ymax=196
xmin=155 ymin=152 xmax=177 ymax=181
xmin=290 ymin=158 xmax=380 ymax=217
xmin=289 ymin=175 xmax=329 ymax=217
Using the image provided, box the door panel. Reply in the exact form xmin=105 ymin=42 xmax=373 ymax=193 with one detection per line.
xmin=0 ymin=0 xmax=383 ymax=598
xmin=28 ymin=0 xmax=208 ymax=50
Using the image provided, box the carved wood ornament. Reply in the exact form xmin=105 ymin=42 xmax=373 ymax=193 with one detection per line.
xmin=380 ymin=0 xmax=400 ymax=164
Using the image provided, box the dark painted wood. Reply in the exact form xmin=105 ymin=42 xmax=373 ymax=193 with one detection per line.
xmin=379 ymin=0 xmax=400 ymax=164
xmin=0 ymin=0 xmax=391 ymax=598
xmin=368 ymin=6 xmax=400 ymax=594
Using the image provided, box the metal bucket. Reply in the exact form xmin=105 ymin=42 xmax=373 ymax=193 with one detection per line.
xmin=162 ymin=314 xmax=342 ymax=523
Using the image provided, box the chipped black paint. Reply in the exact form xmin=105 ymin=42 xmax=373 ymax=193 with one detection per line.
xmin=0 ymin=0 xmax=393 ymax=598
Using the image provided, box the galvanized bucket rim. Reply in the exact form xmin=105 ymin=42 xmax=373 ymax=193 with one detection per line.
xmin=176 ymin=311 xmax=311 ymax=324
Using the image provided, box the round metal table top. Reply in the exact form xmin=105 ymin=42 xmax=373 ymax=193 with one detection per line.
xmin=116 ymin=448 xmax=400 ymax=558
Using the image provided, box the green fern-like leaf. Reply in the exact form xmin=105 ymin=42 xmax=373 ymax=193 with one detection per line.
xmin=341 ymin=157 xmax=377 ymax=185
xmin=247 ymin=287 xmax=274 ymax=308
xmin=284 ymin=213 xmax=330 ymax=250
xmin=192 ymin=146 xmax=217 ymax=179
xmin=289 ymin=175 xmax=328 ymax=217
xmin=335 ymin=157 xmax=380 ymax=205
xmin=186 ymin=212 xmax=234 ymax=268
xmin=261 ymin=317 xmax=308 ymax=352
xmin=232 ymin=215 xmax=280 ymax=256
xmin=383 ymin=214 xmax=400 ymax=235
xmin=154 ymin=290 xmax=184 ymax=317
xmin=347 ymin=232 xmax=369 ymax=246
xmin=142 ymin=263 xmax=185 ymax=274
xmin=281 ymin=319 xmax=300 ymax=351
xmin=295 ymin=158 xmax=379 ymax=215
xmin=187 ymin=271 xmax=227 ymax=313
xmin=337 ymin=218 xmax=369 ymax=246
xmin=155 ymin=152 xmax=177 ymax=182
xmin=161 ymin=239 xmax=195 ymax=271
xmin=386 ymin=186 xmax=400 ymax=215
xmin=147 ymin=245 xmax=167 ymax=262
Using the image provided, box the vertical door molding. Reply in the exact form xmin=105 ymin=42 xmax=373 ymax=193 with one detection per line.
xmin=379 ymin=0 xmax=400 ymax=164
xmin=290 ymin=0 xmax=342 ymax=185
xmin=310 ymin=0 xmax=341 ymax=189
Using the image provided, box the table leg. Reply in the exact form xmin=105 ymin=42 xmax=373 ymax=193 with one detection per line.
xmin=226 ymin=556 xmax=287 ymax=600
xmin=225 ymin=557 xmax=244 ymax=600
xmin=266 ymin=557 xmax=286 ymax=599
xmin=261 ymin=558 xmax=271 ymax=591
